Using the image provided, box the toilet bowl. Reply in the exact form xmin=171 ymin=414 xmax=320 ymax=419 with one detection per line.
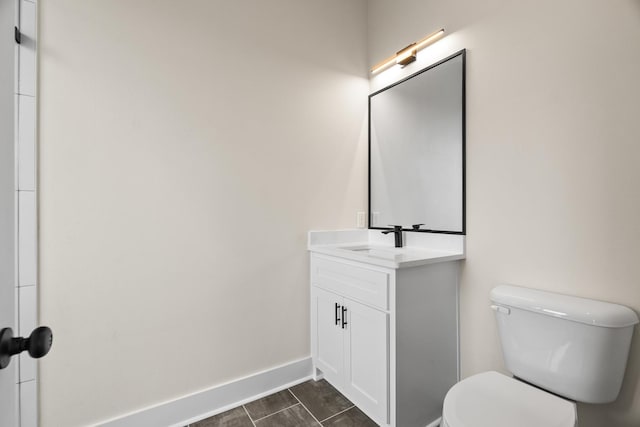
xmin=441 ymin=371 xmax=576 ymax=427
xmin=441 ymin=285 xmax=638 ymax=427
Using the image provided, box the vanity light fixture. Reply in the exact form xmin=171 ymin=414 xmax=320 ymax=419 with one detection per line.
xmin=370 ymin=28 xmax=445 ymax=74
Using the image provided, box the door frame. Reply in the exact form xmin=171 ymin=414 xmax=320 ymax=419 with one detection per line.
xmin=1 ymin=0 xmax=18 ymax=425
xmin=13 ymin=0 xmax=39 ymax=425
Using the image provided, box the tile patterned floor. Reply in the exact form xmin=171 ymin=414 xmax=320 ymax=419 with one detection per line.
xmin=189 ymin=379 xmax=378 ymax=427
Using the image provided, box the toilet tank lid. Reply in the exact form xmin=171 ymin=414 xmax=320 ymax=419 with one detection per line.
xmin=490 ymin=285 xmax=639 ymax=328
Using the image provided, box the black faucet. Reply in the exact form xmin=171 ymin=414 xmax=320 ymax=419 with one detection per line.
xmin=382 ymin=225 xmax=403 ymax=248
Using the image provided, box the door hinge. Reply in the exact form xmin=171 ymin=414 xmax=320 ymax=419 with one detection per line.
xmin=15 ymin=26 xmax=21 ymax=44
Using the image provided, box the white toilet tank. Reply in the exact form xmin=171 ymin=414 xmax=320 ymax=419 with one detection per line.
xmin=490 ymin=285 xmax=639 ymax=404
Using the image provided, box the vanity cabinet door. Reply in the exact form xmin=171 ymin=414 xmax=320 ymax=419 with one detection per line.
xmin=313 ymin=287 xmax=344 ymax=387
xmin=344 ymin=298 xmax=389 ymax=424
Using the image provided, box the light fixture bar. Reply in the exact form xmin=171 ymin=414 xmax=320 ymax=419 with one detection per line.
xmin=414 ymin=28 xmax=446 ymax=50
xmin=370 ymin=28 xmax=445 ymax=75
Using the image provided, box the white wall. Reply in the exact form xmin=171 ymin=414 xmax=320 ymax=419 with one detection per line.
xmin=368 ymin=1 xmax=640 ymax=426
xmin=38 ymin=1 xmax=640 ymax=425
xmin=38 ymin=1 xmax=368 ymax=425
xmin=0 ymin=0 xmax=17 ymax=421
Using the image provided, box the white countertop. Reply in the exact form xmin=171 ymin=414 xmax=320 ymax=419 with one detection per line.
xmin=308 ymin=229 xmax=465 ymax=269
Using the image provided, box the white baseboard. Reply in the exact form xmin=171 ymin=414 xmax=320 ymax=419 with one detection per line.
xmin=96 ymin=357 xmax=313 ymax=427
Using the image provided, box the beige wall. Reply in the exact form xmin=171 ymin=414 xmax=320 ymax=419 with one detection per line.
xmin=38 ymin=0 xmax=640 ymax=425
xmin=368 ymin=0 xmax=640 ymax=426
xmin=38 ymin=1 xmax=368 ymax=425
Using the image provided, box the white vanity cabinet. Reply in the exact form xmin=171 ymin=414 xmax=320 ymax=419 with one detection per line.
xmin=312 ymin=259 xmax=390 ymax=423
xmin=309 ymin=244 xmax=461 ymax=427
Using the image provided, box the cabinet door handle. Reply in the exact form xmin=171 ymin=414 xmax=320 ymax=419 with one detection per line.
xmin=335 ymin=303 xmax=341 ymax=325
xmin=341 ymin=306 xmax=348 ymax=329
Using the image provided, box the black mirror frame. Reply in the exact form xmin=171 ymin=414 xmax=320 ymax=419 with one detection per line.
xmin=368 ymin=49 xmax=466 ymax=235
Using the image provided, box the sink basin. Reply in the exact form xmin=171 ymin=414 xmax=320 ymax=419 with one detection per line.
xmin=342 ymin=245 xmax=403 ymax=260
xmin=345 ymin=245 xmax=397 ymax=252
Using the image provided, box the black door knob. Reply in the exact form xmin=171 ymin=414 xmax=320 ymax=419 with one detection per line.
xmin=0 ymin=326 xmax=53 ymax=369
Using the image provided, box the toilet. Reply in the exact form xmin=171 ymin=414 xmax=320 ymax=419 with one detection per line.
xmin=441 ymin=285 xmax=639 ymax=427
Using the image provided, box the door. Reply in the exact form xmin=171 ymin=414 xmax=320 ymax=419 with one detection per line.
xmin=1 ymin=0 xmax=18 ymax=425
xmin=313 ymin=287 xmax=344 ymax=386
xmin=344 ymin=298 xmax=389 ymax=424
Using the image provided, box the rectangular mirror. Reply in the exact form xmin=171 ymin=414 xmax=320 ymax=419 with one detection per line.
xmin=369 ymin=50 xmax=465 ymax=234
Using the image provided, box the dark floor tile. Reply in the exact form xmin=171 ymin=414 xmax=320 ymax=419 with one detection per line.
xmin=191 ymin=406 xmax=253 ymax=427
xmin=244 ymin=389 xmax=298 ymax=420
xmin=254 ymin=404 xmax=320 ymax=427
xmin=289 ymin=379 xmax=353 ymax=422
xmin=321 ymin=406 xmax=378 ymax=427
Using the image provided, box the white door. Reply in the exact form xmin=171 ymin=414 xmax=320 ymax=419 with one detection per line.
xmin=313 ymin=287 xmax=344 ymax=386
xmin=1 ymin=0 xmax=19 ymax=425
xmin=344 ymin=298 xmax=389 ymax=424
